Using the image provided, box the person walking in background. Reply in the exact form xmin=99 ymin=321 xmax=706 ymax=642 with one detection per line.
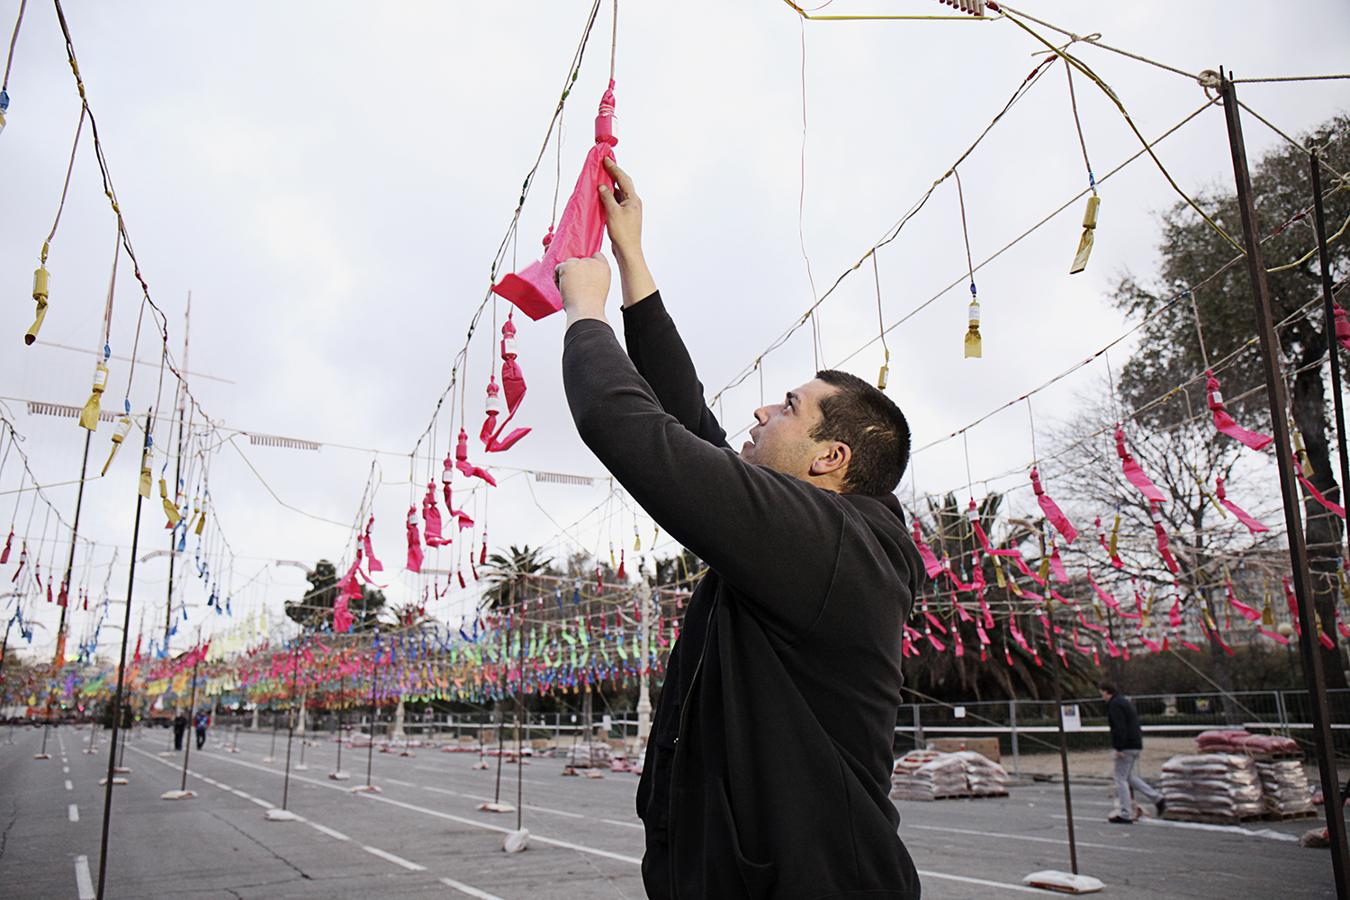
xmin=1100 ymin=681 xmax=1165 ymax=823
xmin=172 ymin=710 xmax=188 ymax=751
xmin=194 ymin=710 xmax=209 ymax=750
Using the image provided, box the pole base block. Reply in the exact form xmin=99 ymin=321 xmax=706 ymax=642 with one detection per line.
xmin=582 ymin=769 xmax=605 ymax=779
xmin=1023 ymin=871 xmax=1105 ymax=894
xmin=82 ymin=748 xmax=98 ymax=755
xmin=477 ymin=801 xmax=515 ymax=813
xmin=503 ymin=828 xmax=530 ymax=853
xmin=294 ymin=764 xmax=308 ymax=771
xmin=328 ymin=771 xmax=351 ymax=781
xmin=350 ymin=784 xmax=381 ymax=794
xmin=471 ymin=761 xmax=489 ymax=770
xmin=98 ymin=777 xmax=129 ymax=786
xmin=112 ymin=766 xmax=131 ymax=774
xmin=160 ymin=789 xmax=197 ymax=800
xmin=261 ymin=757 xmax=275 ymax=764
xmin=227 ymin=747 xmax=240 ymax=753
xmin=158 ymin=751 xmax=178 ymax=757
xmin=32 ymin=753 xmax=50 ymax=760
xmin=560 ymin=766 xmax=579 ymax=776
xmin=264 ymin=808 xmax=299 ymax=822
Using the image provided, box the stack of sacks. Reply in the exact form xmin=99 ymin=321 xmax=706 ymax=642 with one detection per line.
xmin=890 ymin=750 xmax=1010 ymax=800
xmin=1257 ymin=759 xmax=1315 ymax=815
xmin=891 ymin=750 xmax=968 ymax=801
xmin=1196 ymin=730 xmax=1300 ymax=756
xmin=1160 ymin=754 xmax=1265 ymax=819
xmin=566 ymin=741 xmax=611 ymax=768
xmin=954 ymin=751 xmax=1011 ymax=797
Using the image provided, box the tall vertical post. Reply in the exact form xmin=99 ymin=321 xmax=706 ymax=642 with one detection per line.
xmin=1048 ymin=619 xmax=1078 ymax=876
xmin=1311 ymin=150 xmax=1350 ymax=566
xmin=1221 ymin=73 xmax=1348 ymax=897
xmin=55 ymin=430 xmax=93 ymax=666
xmin=636 ymin=579 xmax=652 ymax=751
xmin=280 ymin=636 xmax=301 ymax=810
xmin=96 ymin=412 xmax=152 ymax=900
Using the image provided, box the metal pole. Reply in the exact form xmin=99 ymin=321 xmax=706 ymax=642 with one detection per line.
xmin=179 ymin=626 xmax=201 ymax=792
xmin=1047 ymin=619 xmax=1078 ymax=875
xmin=96 ymin=414 xmax=151 ymax=900
xmin=280 ymin=636 xmax=301 ymax=810
xmin=55 ymin=431 xmax=93 ymax=667
xmin=1311 ymin=150 xmax=1350 ymax=565
xmin=164 ymin=295 xmax=189 ymax=650
xmin=1221 ymin=73 xmax=1349 ymax=897
xmin=636 ymin=579 xmax=652 ymax=750
xmin=365 ymin=655 xmax=377 ymax=787
xmin=515 ymin=582 xmax=525 ymax=831
xmin=1009 ymin=699 xmax=1021 ymax=776
xmin=335 ymin=669 xmax=345 ymax=774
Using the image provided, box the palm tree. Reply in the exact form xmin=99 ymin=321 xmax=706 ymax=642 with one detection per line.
xmin=482 ymin=545 xmax=554 ymax=610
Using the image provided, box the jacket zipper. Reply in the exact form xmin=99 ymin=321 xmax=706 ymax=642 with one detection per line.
xmin=668 ymin=594 xmax=718 ymax=899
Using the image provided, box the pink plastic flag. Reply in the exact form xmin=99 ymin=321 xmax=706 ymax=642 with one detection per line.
xmin=0 ymin=529 xmax=10 ymax=564
xmin=484 ymin=314 xmax=531 ymax=452
xmin=1094 ymin=516 xmax=1125 ymax=569
xmin=1086 ymin=568 xmax=1120 ymax=611
xmin=1224 ymin=579 xmax=1262 ymax=622
xmin=1149 ymin=501 xmax=1180 ymax=574
xmin=422 ymin=482 xmax=450 ymax=547
xmin=405 ymin=506 xmax=424 ymax=573
xmin=1283 ymin=577 xmax=1303 ymax=636
xmin=362 ymin=516 xmax=384 ymax=572
xmin=455 ymin=428 xmax=497 ymax=487
xmin=1048 ymin=543 xmax=1069 ymax=584
xmin=1030 ymin=467 xmax=1077 ymax=543
xmin=480 ymin=376 xmax=530 ymax=453
xmin=334 ymin=593 xmax=354 ymax=634
xmin=1215 ymin=476 xmax=1268 ymax=534
xmin=1258 ymin=626 xmax=1290 ymax=645
xmin=1297 ymin=470 xmax=1347 ymax=519
xmin=1205 ymin=371 xmax=1272 ymax=451
xmin=1115 ymin=426 xmax=1169 ymax=503
xmin=491 ymin=83 xmax=618 ymax=320
xmin=968 ymin=498 xmax=1019 ymax=557
xmin=911 ymin=520 xmax=945 ymax=579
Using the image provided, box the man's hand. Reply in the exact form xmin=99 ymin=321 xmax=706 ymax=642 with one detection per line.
xmin=557 ymin=253 xmax=612 ymax=329
xmin=599 ymin=158 xmax=657 ymax=308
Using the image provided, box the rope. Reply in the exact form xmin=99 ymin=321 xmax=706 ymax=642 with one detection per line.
xmin=1063 ymin=58 xmax=1095 ymax=193
xmin=1 ymin=0 xmax=25 ymax=92
xmin=41 ymin=107 xmax=86 ymax=262
xmin=953 ymin=167 xmax=977 ymax=297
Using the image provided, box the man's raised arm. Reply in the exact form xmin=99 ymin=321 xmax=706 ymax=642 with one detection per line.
xmin=600 ymin=160 xmax=728 ymax=449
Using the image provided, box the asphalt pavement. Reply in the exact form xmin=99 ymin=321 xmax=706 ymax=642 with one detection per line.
xmin=0 ymin=722 xmax=1336 ymax=898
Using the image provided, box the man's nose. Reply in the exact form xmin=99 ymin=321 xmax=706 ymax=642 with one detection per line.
xmin=753 ymin=406 xmax=770 ymax=425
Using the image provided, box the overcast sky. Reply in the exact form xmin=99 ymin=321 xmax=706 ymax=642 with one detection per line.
xmin=2 ymin=0 xmax=1347 ymax=661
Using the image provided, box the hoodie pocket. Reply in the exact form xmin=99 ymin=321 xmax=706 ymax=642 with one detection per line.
xmin=716 ymin=777 xmax=776 ymax=899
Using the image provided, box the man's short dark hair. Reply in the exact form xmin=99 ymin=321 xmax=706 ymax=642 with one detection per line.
xmin=810 ymin=370 xmax=911 ymax=496
xmin=1098 ymin=681 xmax=1117 ymax=696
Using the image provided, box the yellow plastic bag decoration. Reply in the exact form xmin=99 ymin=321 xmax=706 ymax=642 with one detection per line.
xmin=159 ymin=478 xmax=182 ymax=527
xmin=138 ymin=450 xmax=152 ymax=499
xmin=877 ymin=347 xmax=890 ymax=391
xmin=1069 ymin=195 xmax=1100 ymax=275
xmin=963 ymin=296 xmax=982 ymax=359
xmin=102 ymin=415 xmax=132 ymax=476
xmin=78 ymin=361 xmax=108 ymax=431
xmin=26 ymin=265 xmax=49 ymax=346
xmin=1261 ymin=587 xmax=1276 ymax=628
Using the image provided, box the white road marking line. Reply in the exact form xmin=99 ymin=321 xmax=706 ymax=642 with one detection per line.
xmin=384 ymin=777 xmax=414 ymax=787
xmin=64 ymin=780 xmax=73 ymax=791
xmin=247 ymin=796 xmax=275 ymax=809
xmin=216 ymin=783 xmax=231 ymax=791
xmin=1136 ymin=816 xmax=1301 ymax=843
xmin=68 ymin=803 xmax=79 ymax=822
xmin=188 ymin=749 xmax=646 ymax=866
xmin=362 ymin=845 xmax=426 ymax=871
xmin=74 ymin=855 xmax=95 ymax=900
xmin=601 ymin=817 xmax=644 ymax=830
xmin=907 ymin=823 xmax=1147 ymax=853
xmin=309 ymin=822 xmax=350 ymax=841
xmin=440 ymin=876 xmax=506 ymax=900
xmin=917 ymin=869 xmax=1045 ymax=894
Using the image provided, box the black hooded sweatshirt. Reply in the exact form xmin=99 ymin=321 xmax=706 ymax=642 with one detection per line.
xmin=563 ymin=294 xmax=923 ymax=900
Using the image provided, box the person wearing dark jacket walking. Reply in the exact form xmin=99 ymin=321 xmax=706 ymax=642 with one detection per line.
xmin=172 ymin=711 xmax=188 ymax=752
xmin=1099 ymin=682 xmax=1164 ymax=823
xmin=557 ymin=158 xmax=924 ymax=900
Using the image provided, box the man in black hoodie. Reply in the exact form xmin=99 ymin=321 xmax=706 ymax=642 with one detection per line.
xmin=558 ymin=158 xmax=924 ymax=900
xmin=1100 ymin=681 xmax=1164 ymax=823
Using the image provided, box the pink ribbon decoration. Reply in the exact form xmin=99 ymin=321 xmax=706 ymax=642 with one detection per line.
xmin=943 ymin=560 xmax=972 ymax=592
xmin=1138 ymin=632 xmax=1164 ymax=653
xmin=0 ymin=529 xmax=10 ymax=564
xmin=1115 ymin=426 xmax=1169 ymax=503
xmin=951 ymin=594 xmax=974 ymax=623
xmin=1168 ymin=597 xmax=1183 ymax=630
xmin=491 ymin=83 xmax=618 ymax=320
xmin=925 ymin=627 xmax=946 ymax=653
xmin=362 ymin=516 xmax=384 ymax=573
xmin=1319 ymin=627 xmax=1336 ymax=651
xmin=1085 ymin=568 xmax=1120 ymax=611
xmin=1048 ymin=543 xmax=1068 ymax=584
xmin=1296 ymin=470 xmax=1347 ymax=520
xmin=1206 ymin=625 xmax=1235 ymax=657
xmin=1224 ymin=579 xmax=1262 ymax=622
xmin=979 ymin=593 xmax=994 ymax=629
xmin=480 ymin=376 xmax=530 ymax=453
xmin=1205 ymin=370 xmax=1272 ymax=451
xmin=1258 ymin=627 xmax=1290 ymax=645
xmin=491 ymin=314 xmax=531 ymax=451
xmin=1282 ymin=577 xmax=1304 ymax=637
xmin=1149 ymin=501 xmax=1180 ymax=574
xmin=951 ymin=627 xmax=964 ymax=658
xmin=1338 ymin=612 xmax=1350 ymax=640
xmin=440 ymin=455 xmax=476 ymax=530
xmin=422 ymin=483 xmax=450 ymax=547
xmin=1335 ymin=303 xmax=1350 ymax=352
xmin=333 ymin=594 xmax=354 ymax=633
xmin=969 ymin=498 xmax=1020 ymax=557
xmin=1030 ymin=468 xmax=1077 ymax=543
xmin=405 ymin=506 xmax=424 ymax=573
xmin=911 ymin=520 xmax=945 ymax=579
xmin=455 ymin=428 xmax=497 ymax=487
xmin=1215 ymin=477 xmax=1268 ymax=534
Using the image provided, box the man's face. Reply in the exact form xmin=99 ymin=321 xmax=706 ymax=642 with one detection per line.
xmin=740 ymin=378 xmax=838 ymax=480
xmin=1099 ymin=690 xmax=1111 ymax=702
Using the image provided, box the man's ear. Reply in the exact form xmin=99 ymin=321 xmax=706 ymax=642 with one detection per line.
xmin=809 ymin=441 xmax=851 ymax=478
